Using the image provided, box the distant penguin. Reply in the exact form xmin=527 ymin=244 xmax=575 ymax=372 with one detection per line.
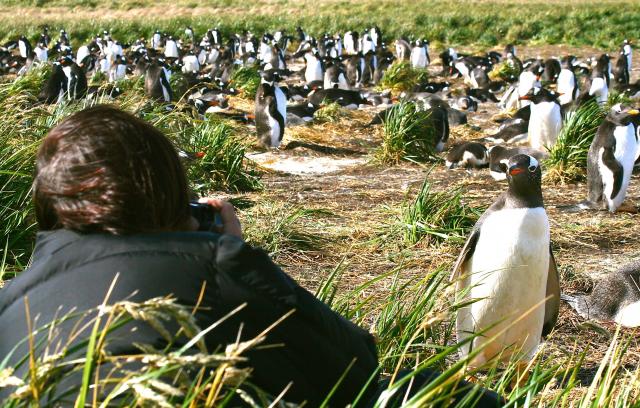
xmin=452 ymin=154 xmax=560 ymax=367
xmin=164 ymin=36 xmax=179 ymax=59
xmin=308 ymin=88 xmax=368 ymax=108
xmin=343 ymin=31 xmax=358 ymax=55
xmin=589 ymin=54 xmax=610 ymax=105
xmin=109 ymin=55 xmax=127 ymax=82
xmin=344 ymin=54 xmax=364 ymax=87
xmin=182 ymin=50 xmax=200 ymax=74
xmin=304 ymin=49 xmax=324 ymax=83
xmin=541 ymin=58 xmax=561 ymax=83
xmin=60 ymin=57 xmax=88 ymax=100
xmin=563 ymin=260 xmax=640 ymax=327
xmin=482 ymin=118 xmax=529 ymax=145
xmin=622 ymin=39 xmax=632 ymax=73
xmin=487 ymin=145 xmax=548 ymax=181
xmin=520 ymin=87 xmax=562 ymax=150
xmin=145 ymin=61 xmax=173 ymax=102
xmin=504 ymin=44 xmax=517 ymax=58
xmin=323 ymin=63 xmax=349 ymax=90
xmin=557 ymin=56 xmax=579 ymax=106
xmin=34 ymin=42 xmax=48 ymax=63
xmin=445 ymin=142 xmax=488 ymax=169
xmin=410 ymin=39 xmax=429 ymax=68
xmin=517 ymin=64 xmax=543 ymax=107
xmin=584 ymin=104 xmax=640 ymax=212
xmin=76 ymin=45 xmax=91 ymax=66
xmin=613 ymin=51 xmax=630 ymax=86
xmin=18 ymin=35 xmax=32 ymax=59
xmin=38 ymin=62 xmax=67 ymax=104
xmin=185 ymin=26 xmax=194 ymax=41
xmin=394 ymin=38 xmax=411 ymax=61
xmin=151 ymin=30 xmax=163 ymax=49
xmin=255 ymin=72 xmax=286 ymax=148
xmin=360 ymin=33 xmax=375 ymax=54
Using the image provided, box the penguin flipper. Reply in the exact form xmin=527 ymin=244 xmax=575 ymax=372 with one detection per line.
xmin=601 ymin=146 xmax=624 ymax=201
xmin=543 ymin=247 xmax=561 ymax=337
xmin=450 ymin=228 xmax=479 ymax=281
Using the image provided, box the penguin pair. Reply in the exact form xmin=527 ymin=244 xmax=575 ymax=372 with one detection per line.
xmin=453 ymin=154 xmax=560 ymax=367
xmin=255 ymin=72 xmax=287 ymax=148
xmin=519 ymin=87 xmax=562 ymax=150
xmin=582 ymin=104 xmax=640 ymax=213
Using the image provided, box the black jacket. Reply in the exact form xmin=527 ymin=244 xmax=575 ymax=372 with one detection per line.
xmin=0 ymin=230 xmax=378 ymax=406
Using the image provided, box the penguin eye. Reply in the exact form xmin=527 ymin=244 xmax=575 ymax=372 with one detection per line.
xmin=528 ymin=165 xmax=537 ymax=172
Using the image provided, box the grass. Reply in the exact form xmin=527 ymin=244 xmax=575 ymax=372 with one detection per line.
xmin=229 ymin=66 xmax=261 ymax=100
xmin=313 ymin=102 xmax=350 ymax=124
xmin=1 ymin=1 xmax=640 ymax=49
xmin=375 ymin=101 xmax=439 ymax=164
xmin=399 ymin=177 xmax=482 ymax=246
xmin=488 ymin=60 xmax=521 ymax=82
xmin=378 ymin=61 xmax=429 ymax=93
xmin=544 ymin=100 xmax=605 ymax=183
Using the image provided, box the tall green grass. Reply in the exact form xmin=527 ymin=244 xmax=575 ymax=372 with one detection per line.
xmin=544 ymin=100 xmax=605 ymax=183
xmin=229 ymin=66 xmax=261 ymax=100
xmin=375 ymin=101 xmax=438 ymax=164
xmin=400 ymin=178 xmax=481 ymax=246
xmin=378 ymin=61 xmax=429 ymax=93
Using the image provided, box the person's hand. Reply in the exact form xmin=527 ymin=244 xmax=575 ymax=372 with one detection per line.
xmin=197 ymin=198 xmax=243 ymax=239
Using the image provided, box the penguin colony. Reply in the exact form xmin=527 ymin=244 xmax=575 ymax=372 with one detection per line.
xmin=2 ymin=27 xmax=640 ymax=372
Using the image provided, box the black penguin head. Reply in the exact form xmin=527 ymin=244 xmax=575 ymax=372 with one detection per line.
xmin=519 ymin=87 xmax=560 ymax=104
xmin=506 ymin=154 xmax=543 ymax=206
xmin=608 ymin=104 xmax=640 ymax=126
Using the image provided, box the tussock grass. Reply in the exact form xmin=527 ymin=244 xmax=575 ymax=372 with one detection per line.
xmin=378 ymin=61 xmax=429 ymax=93
xmin=375 ymin=101 xmax=438 ymax=164
xmin=400 ymin=177 xmax=481 ymax=246
xmin=544 ymin=100 xmax=604 ymax=183
xmin=313 ymin=102 xmax=349 ymax=124
xmin=229 ymin=66 xmax=261 ymax=99
xmin=488 ymin=60 xmax=520 ymax=82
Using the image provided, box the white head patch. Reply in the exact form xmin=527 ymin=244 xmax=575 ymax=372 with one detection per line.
xmin=528 ymin=155 xmax=539 ymax=168
xmin=612 ymin=103 xmax=623 ymax=113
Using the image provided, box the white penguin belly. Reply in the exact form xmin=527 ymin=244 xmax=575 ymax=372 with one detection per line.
xmin=589 ymin=77 xmax=608 ymax=104
xmin=458 ymin=207 xmax=549 ymax=365
xmin=556 ymin=70 xmax=575 ymax=105
xmin=599 ymin=125 xmax=636 ymax=211
xmin=529 ymin=102 xmax=562 ymax=150
xmin=615 ymin=301 xmax=640 ymax=327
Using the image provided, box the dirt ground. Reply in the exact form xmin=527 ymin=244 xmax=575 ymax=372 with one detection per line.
xmin=225 ymin=45 xmax=640 ymax=387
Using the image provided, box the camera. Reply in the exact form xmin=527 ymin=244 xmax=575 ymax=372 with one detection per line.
xmin=189 ymin=202 xmax=223 ymax=232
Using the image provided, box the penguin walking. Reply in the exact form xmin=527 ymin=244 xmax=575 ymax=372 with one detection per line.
xmin=563 ymin=260 xmax=640 ymax=327
xmin=255 ymin=72 xmax=286 ymax=148
xmin=410 ymin=39 xmax=429 ymax=69
xmin=556 ymin=56 xmax=579 ymax=106
xmin=520 ymin=87 xmax=562 ymax=150
xmin=584 ymin=104 xmax=640 ymax=212
xmin=452 ymin=154 xmax=560 ymax=367
xmin=145 ymin=61 xmax=173 ymax=102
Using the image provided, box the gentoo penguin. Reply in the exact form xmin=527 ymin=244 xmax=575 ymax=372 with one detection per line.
xmin=613 ymin=51 xmax=630 ymax=86
xmin=394 ymin=38 xmax=411 ymax=61
xmin=109 ymin=55 xmax=127 ymax=82
xmin=304 ymin=49 xmax=324 ymax=83
xmin=520 ymin=87 xmax=562 ymax=150
xmin=481 ymin=118 xmax=529 ymax=145
xmin=308 ymin=88 xmax=368 ymax=109
xmin=563 ymin=260 xmax=640 ymax=327
xmin=18 ymin=35 xmax=32 ymax=59
xmin=181 ymin=50 xmax=200 ymax=74
xmin=487 ymin=145 xmax=548 ymax=181
xmin=164 ymin=36 xmax=179 ymax=59
xmin=151 ymin=30 xmax=163 ymax=49
xmin=343 ymin=31 xmax=358 ymax=55
xmin=323 ymin=62 xmax=349 ymax=90
xmin=622 ymin=39 xmax=632 ymax=73
xmin=410 ymin=39 xmax=429 ymax=69
xmin=60 ymin=57 xmax=88 ymax=100
xmin=145 ymin=61 xmax=173 ymax=102
xmin=38 ymin=62 xmax=67 ymax=104
xmin=589 ymin=54 xmax=610 ymax=105
xmin=33 ymin=42 xmax=48 ymax=63
xmin=185 ymin=26 xmax=194 ymax=41
xmin=445 ymin=142 xmax=488 ymax=169
xmin=556 ymin=56 xmax=579 ymax=106
xmin=516 ymin=62 xmax=543 ymax=108
xmin=255 ymin=72 xmax=286 ymax=148
xmin=584 ymin=104 xmax=640 ymax=212
xmin=452 ymin=154 xmax=560 ymax=367
xmin=541 ymin=58 xmax=561 ymax=83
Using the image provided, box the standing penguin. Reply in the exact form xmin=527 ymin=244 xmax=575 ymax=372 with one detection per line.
xmin=622 ymin=39 xmax=632 ymax=73
xmin=520 ymin=87 xmax=562 ymax=150
xmin=255 ymin=72 xmax=286 ymax=148
xmin=584 ymin=104 xmax=640 ymax=212
xmin=343 ymin=31 xmax=359 ymax=55
xmin=613 ymin=51 xmax=630 ymax=86
xmin=589 ymin=54 xmax=610 ymax=105
xmin=151 ymin=30 xmax=163 ymax=50
xmin=164 ymin=36 xmax=179 ymax=59
xmin=109 ymin=55 xmax=128 ymax=82
xmin=34 ymin=42 xmax=48 ymax=63
xmin=304 ymin=49 xmax=324 ymax=83
xmin=556 ymin=56 xmax=579 ymax=106
xmin=394 ymin=38 xmax=411 ymax=61
xmin=410 ymin=39 xmax=429 ymax=69
xmin=18 ymin=35 xmax=32 ymax=59
xmin=145 ymin=61 xmax=173 ymax=102
xmin=60 ymin=56 xmax=88 ymax=101
xmin=452 ymin=154 xmax=560 ymax=368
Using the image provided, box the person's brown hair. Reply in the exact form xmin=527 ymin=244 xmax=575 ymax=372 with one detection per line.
xmin=34 ymin=105 xmax=190 ymax=234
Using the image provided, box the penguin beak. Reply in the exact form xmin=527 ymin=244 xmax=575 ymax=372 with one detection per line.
xmin=518 ymin=95 xmax=531 ymax=101
xmin=509 ymin=165 xmax=525 ymax=176
xmin=628 ymin=109 xmax=640 ymax=115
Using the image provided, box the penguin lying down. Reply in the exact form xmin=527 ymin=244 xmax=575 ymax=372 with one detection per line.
xmin=563 ymin=260 xmax=640 ymax=327
xmin=445 ymin=141 xmax=488 ymax=169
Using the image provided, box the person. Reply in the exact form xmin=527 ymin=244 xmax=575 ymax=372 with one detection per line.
xmin=0 ymin=105 xmax=502 ymax=406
